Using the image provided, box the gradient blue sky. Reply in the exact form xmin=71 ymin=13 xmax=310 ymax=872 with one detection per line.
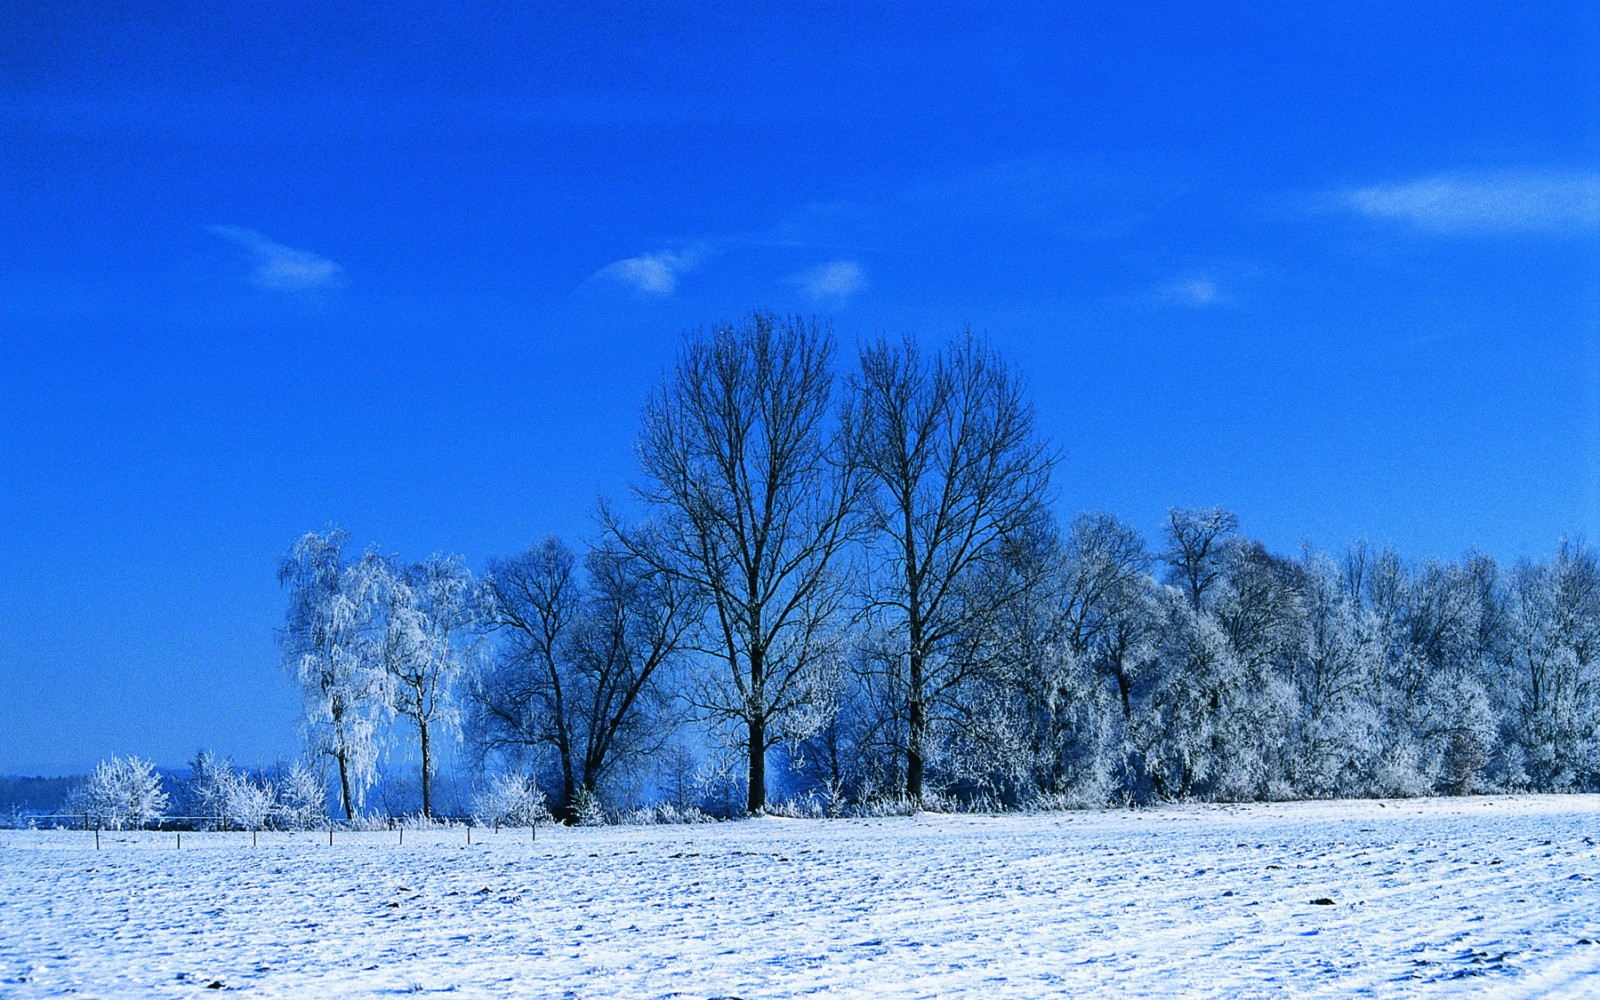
xmin=4 ymin=3 xmax=1599 ymax=775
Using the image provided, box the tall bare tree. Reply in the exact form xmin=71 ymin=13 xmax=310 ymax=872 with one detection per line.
xmin=850 ymin=333 xmax=1054 ymax=803
xmin=619 ymin=312 xmax=863 ymax=814
xmin=472 ymin=535 xmax=696 ymax=817
xmin=472 ymin=537 xmax=584 ymax=805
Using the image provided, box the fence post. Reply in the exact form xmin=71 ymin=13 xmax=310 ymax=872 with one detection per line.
xmin=399 ymin=827 xmax=403 ymax=847
xmin=329 ymin=828 xmax=333 ymax=847
xmin=466 ymin=825 xmax=471 ymax=846
xmin=253 ymin=829 xmax=258 ymax=848
xmin=95 ymin=827 xmax=100 ymax=850
xmin=532 ymin=819 xmax=536 ymax=842
xmin=177 ymin=832 xmax=181 ymax=850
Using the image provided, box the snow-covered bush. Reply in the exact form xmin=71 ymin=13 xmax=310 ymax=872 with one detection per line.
xmin=616 ymin=802 xmax=716 ymax=825
xmin=571 ymin=786 xmax=607 ymax=826
xmin=221 ymin=772 xmax=276 ymax=830
xmin=275 ymin=762 xmax=327 ymax=830
xmin=70 ymin=755 xmax=169 ymax=830
xmin=471 ymin=773 xmax=549 ymax=827
xmin=185 ymin=752 xmax=285 ymax=829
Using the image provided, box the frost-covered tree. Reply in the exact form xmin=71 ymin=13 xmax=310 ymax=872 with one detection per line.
xmin=1002 ymin=514 xmax=1158 ymax=805
xmin=620 ymin=313 xmax=864 ymax=813
xmin=1141 ymin=517 xmax=1305 ymax=800
xmin=781 ymin=656 xmax=887 ymax=813
xmin=571 ymin=785 xmax=607 ymax=826
xmin=849 ymin=333 xmax=1054 ymax=804
xmin=185 ymin=752 xmax=283 ymax=829
xmin=186 ymin=750 xmax=236 ymax=827
xmin=375 ymin=552 xmax=483 ymax=818
xmin=1391 ymin=557 xmax=1500 ymax=794
xmin=278 ymin=529 xmax=389 ymax=818
xmin=1056 ymin=513 xmax=1157 ymax=722
xmin=70 ymin=755 xmax=168 ymax=830
xmin=1139 ymin=590 xmax=1237 ymax=798
xmin=1505 ymin=541 xmax=1600 ymax=789
xmin=1204 ymin=542 xmax=1304 ymax=798
xmin=1285 ymin=552 xmax=1384 ymax=796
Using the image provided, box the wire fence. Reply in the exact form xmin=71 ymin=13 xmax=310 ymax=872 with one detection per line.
xmin=6 ymin=814 xmax=539 ymax=849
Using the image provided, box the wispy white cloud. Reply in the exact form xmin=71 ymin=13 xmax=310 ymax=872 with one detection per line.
xmin=789 ymin=260 xmax=868 ymax=303
xmin=1154 ymin=275 xmax=1230 ymax=309
xmin=594 ymin=249 xmax=703 ymax=296
xmin=1343 ymin=170 xmax=1600 ymax=234
xmin=207 ymin=225 xmax=345 ymax=291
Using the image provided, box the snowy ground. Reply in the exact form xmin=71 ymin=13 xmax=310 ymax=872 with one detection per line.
xmin=3 ymin=796 xmax=1600 ymax=998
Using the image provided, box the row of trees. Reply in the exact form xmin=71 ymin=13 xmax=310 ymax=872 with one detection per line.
xmin=61 ymin=754 xmax=329 ymax=830
xmin=278 ymin=313 xmax=1600 ymax=820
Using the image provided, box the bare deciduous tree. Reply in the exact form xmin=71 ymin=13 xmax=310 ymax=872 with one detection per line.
xmin=1163 ymin=507 xmax=1239 ymax=610
xmin=473 ymin=538 xmax=585 ymax=806
xmin=475 ymin=535 xmax=698 ymax=818
xmin=619 ymin=312 xmax=863 ymax=814
xmin=850 ymin=333 xmax=1054 ymax=803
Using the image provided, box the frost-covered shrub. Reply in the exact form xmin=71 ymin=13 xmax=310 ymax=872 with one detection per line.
xmin=392 ymin=813 xmax=459 ymax=831
xmin=70 ymin=755 xmax=169 ymax=830
xmin=275 ymin=762 xmax=327 ymax=830
xmin=1371 ymin=740 xmax=1434 ymax=798
xmin=847 ymin=795 xmax=924 ymax=818
xmin=616 ymin=802 xmax=716 ymax=825
xmin=571 ymin=786 xmax=607 ymax=826
xmin=472 ymin=773 xmax=550 ymax=827
xmin=767 ymin=795 xmax=827 ymax=819
xmin=222 ymin=773 xmax=276 ymax=830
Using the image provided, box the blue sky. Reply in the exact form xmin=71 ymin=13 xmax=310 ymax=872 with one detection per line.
xmin=3 ymin=3 xmax=1598 ymax=775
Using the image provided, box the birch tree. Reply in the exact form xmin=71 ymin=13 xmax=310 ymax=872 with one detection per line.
xmin=277 ymin=528 xmax=388 ymax=819
xmin=376 ymin=552 xmax=482 ymax=818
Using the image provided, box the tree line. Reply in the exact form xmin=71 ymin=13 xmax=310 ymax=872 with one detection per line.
xmin=272 ymin=312 xmax=1600 ymax=821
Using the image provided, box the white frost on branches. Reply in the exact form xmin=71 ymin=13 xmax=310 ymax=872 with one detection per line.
xmin=279 ymin=529 xmax=392 ymax=818
xmin=71 ymin=755 xmax=168 ymax=830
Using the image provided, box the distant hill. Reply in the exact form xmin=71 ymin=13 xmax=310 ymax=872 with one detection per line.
xmin=0 ymin=774 xmax=85 ymax=818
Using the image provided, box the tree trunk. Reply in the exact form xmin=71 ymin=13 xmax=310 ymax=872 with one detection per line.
xmin=907 ymin=648 xmax=926 ymax=805
xmin=747 ymin=715 xmax=766 ymax=814
xmin=419 ymin=721 xmax=432 ymax=818
xmin=1113 ymin=664 xmax=1133 ymax=719
xmin=336 ymin=750 xmax=353 ymax=820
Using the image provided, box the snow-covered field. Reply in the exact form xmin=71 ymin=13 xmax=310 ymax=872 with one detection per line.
xmin=3 ymin=796 xmax=1600 ymax=998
